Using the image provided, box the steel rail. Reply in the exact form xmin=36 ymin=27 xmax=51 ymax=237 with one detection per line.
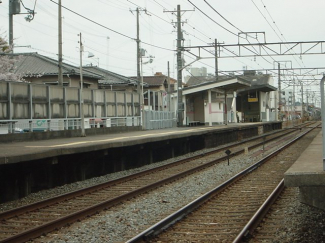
xmin=0 ymin=124 xmax=303 ymax=221
xmin=126 ymin=124 xmax=317 ymax=242
xmin=232 ymin=179 xmax=285 ymax=243
xmin=0 ymin=123 xmax=312 ymax=243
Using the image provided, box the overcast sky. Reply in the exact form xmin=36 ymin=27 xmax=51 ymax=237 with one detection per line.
xmin=1 ymin=0 xmax=324 ymax=99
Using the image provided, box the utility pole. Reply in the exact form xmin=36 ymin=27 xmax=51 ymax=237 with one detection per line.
xmin=167 ymin=61 xmax=171 ymax=111
xmin=136 ymin=8 xmax=141 ymax=94
xmin=164 ymin=5 xmax=194 ymax=126
xmin=215 ymin=38 xmax=218 ymax=81
xmin=9 ymin=1 xmax=14 ymax=50
xmin=134 ymin=8 xmax=150 ymax=94
xmin=79 ymin=33 xmax=86 ymax=137
xmin=176 ymin=5 xmax=183 ymax=126
xmin=9 ymin=0 xmax=21 ymax=51
xmin=58 ymin=0 xmax=63 ymax=86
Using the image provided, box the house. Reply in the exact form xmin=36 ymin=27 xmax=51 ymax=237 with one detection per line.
xmin=130 ymin=72 xmax=176 ymax=111
xmin=130 ymin=72 xmax=176 ymax=93
xmin=83 ymin=65 xmax=139 ymax=92
xmin=5 ymin=53 xmax=141 ymax=92
xmin=7 ymin=52 xmax=102 ymax=89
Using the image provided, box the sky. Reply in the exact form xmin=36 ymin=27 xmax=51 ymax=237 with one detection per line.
xmin=1 ymin=0 xmax=325 ymax=104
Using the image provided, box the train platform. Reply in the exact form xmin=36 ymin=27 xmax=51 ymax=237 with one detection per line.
xmin=0 ymin=122 xmax=279 ymax=165
xmin=284 ymin=130 xmax=325 ymax=211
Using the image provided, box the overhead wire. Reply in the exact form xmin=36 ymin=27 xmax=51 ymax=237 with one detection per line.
xmin=252 ymin=0 xmax=315 ymax=90
xmin=203 ymin=0 xmax=243 ymax=34
xmin=49 ymin=0 xmax=175 ymax=52
xmin=149 ymin=0 xmax=266 ymax=79
xmin=187 ymin=0 xmax=274 ymax=76
xmin=201 ymin=0 xmax=294 ymax=84
xmin=260 ymin=0 xmax=311 ymax=84
xmin=259 ymin=0 xmax=305 ymax=66
xmin=149 ymin=0 xmax=259 ymax=74
xmin=187 ymin=0 xmax=242 ymax=39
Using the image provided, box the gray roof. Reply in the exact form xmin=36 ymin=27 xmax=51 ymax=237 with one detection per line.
xmin=83 ymin=66 xmax=138 ymax=86
xmin=5 ymin=52 xmax=102 ymax=79
xmin=186 ymin=75 xmax=232 ymax=87
xmin=129 ymin=75 xmax=169 ymax=87
xmin=186 ymin=74 xmax=276 ymax=92
xmin=237 ymin=74 xmax=272 ymax=86
xmin=183 ymin=76 xmax=251 ymax=94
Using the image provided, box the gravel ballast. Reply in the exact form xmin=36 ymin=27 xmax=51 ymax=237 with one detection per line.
xmin=1 ymin=129 xmax=324 ymax=243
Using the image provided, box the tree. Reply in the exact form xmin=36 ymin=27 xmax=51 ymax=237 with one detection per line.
xmin=0 ymin=34 xmax=23 ymax=82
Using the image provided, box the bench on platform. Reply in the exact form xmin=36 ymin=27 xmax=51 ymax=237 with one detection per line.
xmin=188 ymin=121 xmax=200 ymax=126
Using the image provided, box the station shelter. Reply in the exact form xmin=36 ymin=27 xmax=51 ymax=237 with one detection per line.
xmin=235 ymin=73 xmax=278 ymax=123
xmin=179 ymin=76 xmax=251 ymax=126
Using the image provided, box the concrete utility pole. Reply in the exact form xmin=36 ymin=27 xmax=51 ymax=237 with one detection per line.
xmin=167 ymin=61 xmax=171 ymax=111
xmin=79 ymin=33 xmax=86 ymax=137
xmin=58 ymin=0 xmax=63 ymax=86
xmin=164 ymin=5 xmax=194 ymax=126
xmin=176 ymin=5 xmax=184 ymax=126
xmin=136 ymin=8 xmax=141 ymax=94
xmin=215 ymin=39 xmax=218 ymax=81
xmin=9 ymin=0 xmax=21 ymax=51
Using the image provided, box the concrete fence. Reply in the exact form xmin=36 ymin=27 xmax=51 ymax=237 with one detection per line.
xmin=0 ymin=81 xmax=141 ymax=133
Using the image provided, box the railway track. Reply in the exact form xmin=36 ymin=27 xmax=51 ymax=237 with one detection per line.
xmin=126 ymin=123 xmax=320 ymax=243
xmin=0 ymin=122 xmax=316 ymax=242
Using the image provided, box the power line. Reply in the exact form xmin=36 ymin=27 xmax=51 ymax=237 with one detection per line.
xmin=49 ymin=0 xmax=175 ymax=52
xmin=50 ymin=0 xmax=134 ymax=40
xmin=187 ymin=0 xmax=241 ymax=38
xmin=203 ymin=0 xmax=243 ymax=33
xmin=251 ymin=0 xmax=306 ymax=70
xmin=127 ymin=0 xmax=173 ymax=26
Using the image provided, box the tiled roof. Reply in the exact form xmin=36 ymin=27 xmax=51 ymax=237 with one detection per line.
xmin=238 ymin=74 xmax=271 ymax=86
xmin=130 ymin=74 xmax=176 ymax=87
xmin=83 ymin=66 xmax=138 ymax=85
xmin=6 ymin=52 xmax=102 ymax=79
xmin=186 ymin=75 xmax=230 ymax=87
xmin=187 ymin=74 xmax=272 ymax=87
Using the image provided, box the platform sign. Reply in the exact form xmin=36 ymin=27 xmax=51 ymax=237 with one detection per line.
xmin=248 ymin=97 xmax=258 ymax=102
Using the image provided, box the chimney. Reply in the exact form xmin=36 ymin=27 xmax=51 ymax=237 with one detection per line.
xmin=155 ymin=72 xmax=163 ymax=76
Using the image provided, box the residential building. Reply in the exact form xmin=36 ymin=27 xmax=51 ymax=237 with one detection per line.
xmin=130 ymin=72 xmax=176 ymax=93
xmin=8 ymin=52 xmax=101 ymax=89
xmin=83 ymin=65 xmax=138 ymax=92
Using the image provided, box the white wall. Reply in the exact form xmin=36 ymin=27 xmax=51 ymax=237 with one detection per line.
xmin=204 ymin=102 xmax=224 ymax=125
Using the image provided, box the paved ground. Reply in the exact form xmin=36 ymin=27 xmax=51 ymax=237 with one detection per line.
xmin=1 ymin=123 xmax=261 ymax=164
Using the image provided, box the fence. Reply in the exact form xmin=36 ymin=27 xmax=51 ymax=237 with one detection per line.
xmin=0 ymin=81 xmax=141 ymax=133
xmin=142 ymin=90 xmax=176 ymax=130
xmin=143 ymin=110 xmax=176 ymax=130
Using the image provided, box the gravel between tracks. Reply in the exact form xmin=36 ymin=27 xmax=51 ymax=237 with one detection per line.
xmin=1 ymin=129 xmax=324 ymax=243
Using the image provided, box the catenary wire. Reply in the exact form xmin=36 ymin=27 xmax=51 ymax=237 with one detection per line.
xmin=49 ymin=0 xmax=175 ymax=52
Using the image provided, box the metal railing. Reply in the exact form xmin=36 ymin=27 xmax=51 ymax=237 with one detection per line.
xmin=143 ymin=110 xmax=176 ymax=130
xmin=0 ymin=116 xmax=141 ymax=134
